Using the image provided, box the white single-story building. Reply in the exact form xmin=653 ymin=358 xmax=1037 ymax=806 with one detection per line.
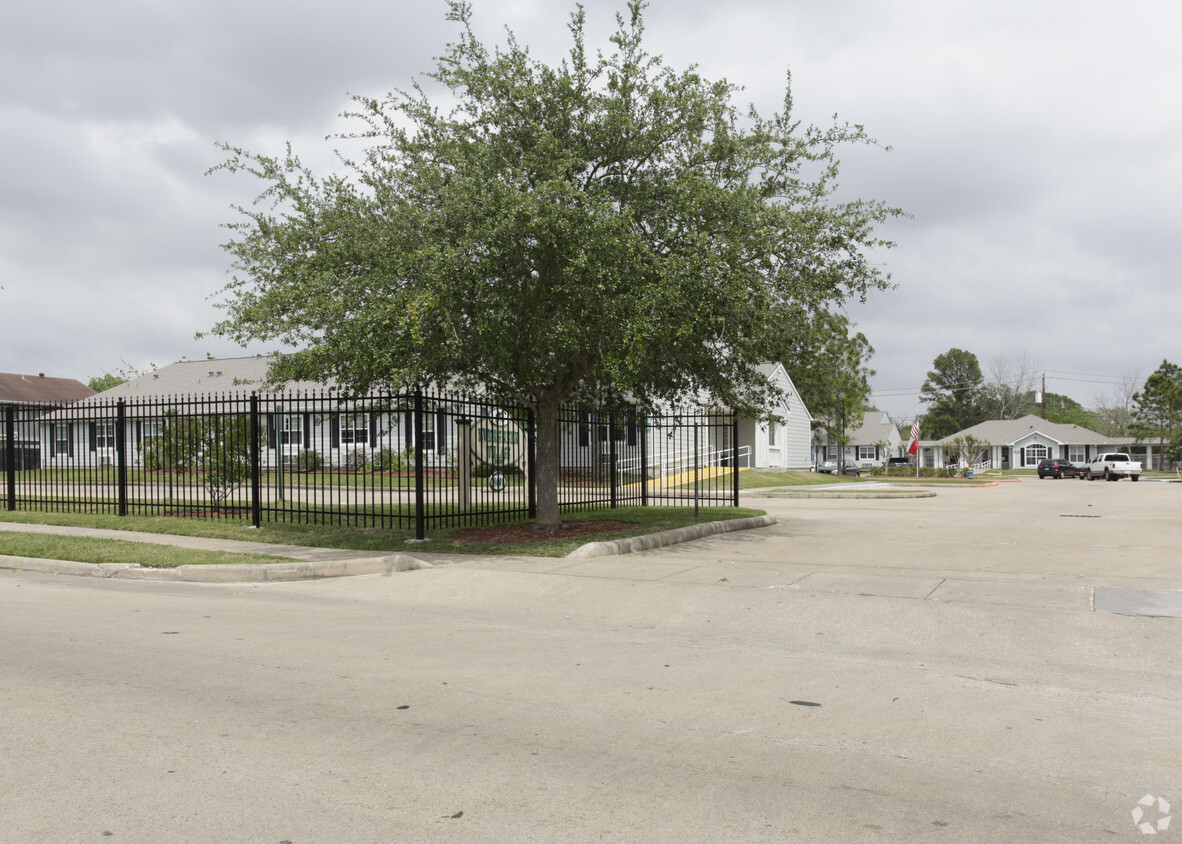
xmin=36 ymin=356 xmax=814 ymax=474
xmin=919 ymin=415 xmax=1144 ymax=470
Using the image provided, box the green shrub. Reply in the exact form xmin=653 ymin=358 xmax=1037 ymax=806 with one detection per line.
xmin=294 ymin=449 xmax=323 ymax=472
xmin=343 ymin=449 xmax=370 ymax=472
xmin=372 ymin=447 xmax=409 ymax=473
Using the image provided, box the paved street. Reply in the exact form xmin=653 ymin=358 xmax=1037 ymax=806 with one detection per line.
xmin=2 ymin=478 xmax=1180 ymax=842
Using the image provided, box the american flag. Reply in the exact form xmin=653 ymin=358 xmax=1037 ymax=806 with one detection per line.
xmin=907 ymin=415 xmax=920 ymax=455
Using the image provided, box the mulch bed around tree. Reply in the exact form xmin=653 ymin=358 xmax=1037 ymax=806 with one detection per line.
xmin=449 ymin=520 xmax=640 ymax=545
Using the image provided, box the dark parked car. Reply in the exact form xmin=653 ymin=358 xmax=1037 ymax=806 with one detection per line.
xmin=817 ymin=459 xmax=861 ymax=477
xmin=1037 ymin=458 xmax=1076 ymax=479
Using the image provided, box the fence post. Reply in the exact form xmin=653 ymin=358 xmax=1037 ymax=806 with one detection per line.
xmin=250 ymin=394 xmax=262 ymax=529
xmin=693 ymin=421 xmax=700 ymax=518
xmin=609 ymin=412 xmax=618 ymax=509
xmin=116 ymin=399 xmax=128 ymax=516
xmin=639 ymin=412 xmax=648 ymax=508
xmin=732 ymin=410 xmax=740 ymax=506
xmin=527 ymin=407 xmax=536 ymax=520
xmin=413 ymin=387 xmax=425 ymax=541
xmin=4 ymin=403 xmax=15 ymax=511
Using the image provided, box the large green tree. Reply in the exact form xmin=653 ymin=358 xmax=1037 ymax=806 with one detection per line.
xmin=777 ymin=309 xmax=874 ymax=454
xmin=1132 ymin=360 xmax=1182 ymax=461
xmin=210 ymin=1 xmax=902 ymax=528
xmin=919 ymin=348 xmax=984 ymax=437
xmin=1036 ymin=391 xmax=1094 ymax=427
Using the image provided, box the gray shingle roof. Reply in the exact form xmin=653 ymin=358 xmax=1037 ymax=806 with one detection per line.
xmin=929 ymin=414 xmax=1129 ymax=446
xmin=845 ymin=410 xmax=900 ymax=444
xmin=71 ymin=356 xmax=329 ymax=404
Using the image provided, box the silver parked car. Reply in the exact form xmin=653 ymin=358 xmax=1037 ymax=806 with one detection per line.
xmin=816 ymin=459 xmax=861 ymax=477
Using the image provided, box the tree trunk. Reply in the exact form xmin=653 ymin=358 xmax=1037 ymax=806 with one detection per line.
xmin=533 ymin=396 xmax=562 ymax=530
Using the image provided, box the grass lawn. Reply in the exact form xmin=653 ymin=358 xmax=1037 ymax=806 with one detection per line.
xmin=0 ymin=530 xmax=296 ymax=568
xmin=0 ymin=503 xmax=768 ymax=559
xmin=735 ymin=470 xmax=857 ymax=488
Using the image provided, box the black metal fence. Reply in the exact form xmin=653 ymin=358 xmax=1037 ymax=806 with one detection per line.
xmin=3 ymin=390 xmax=740 ymax=536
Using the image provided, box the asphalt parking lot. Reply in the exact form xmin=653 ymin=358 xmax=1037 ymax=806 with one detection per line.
xmin=2 ymin=478 xmax=1180 ymax=842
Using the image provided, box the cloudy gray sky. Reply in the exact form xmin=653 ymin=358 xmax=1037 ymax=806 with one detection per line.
xmin=2 ymin=0 xmax=1177 ymax=419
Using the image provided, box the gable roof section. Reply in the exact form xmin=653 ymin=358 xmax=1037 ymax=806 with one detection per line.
xmin=0 ymin=372 xmax=95 ymax=405
xmin=846 ymin=410 xmax=901 ymax=445
xmin=70 ymin=356 xmax=329 ymax=406
xmin=932 ymin=414 xmax=1115 ymax=446
xmin=756 ymin=361 xmax=814 ymax=422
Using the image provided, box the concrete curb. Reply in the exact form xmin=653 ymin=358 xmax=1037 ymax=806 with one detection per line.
xmin=0 ymin=553 xmax=433 ymax=582
xmin=750 ymin=490 xmax=937 ymax=500
xmin=565 ymin=514 xmax=778 ymax=558
xmin=0 ymin=514 xmax=778 ymax=580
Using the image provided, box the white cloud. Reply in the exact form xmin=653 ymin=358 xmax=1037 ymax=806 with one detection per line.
xmin=2 ymin=0 xmax=1180 ymax=411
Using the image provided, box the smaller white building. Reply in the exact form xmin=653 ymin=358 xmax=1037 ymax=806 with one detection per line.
xmin=814 ymin=410 xmax=905 ymax=468
xmin=736 ymin=362 xmax=814 ymax=470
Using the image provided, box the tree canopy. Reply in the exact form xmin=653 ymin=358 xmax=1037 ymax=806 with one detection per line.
xmin=919 ymin=348 xmax=984 ymax=437
xmin=87 ymin=373 xmax=127 ymax=393
xmin=210 ymin=1 xmax=902 ymax=527
xmin=777 ymin=309 xmax=874 ymax=451
xmin=1133 ymin=359 xmax=1182 ymax=458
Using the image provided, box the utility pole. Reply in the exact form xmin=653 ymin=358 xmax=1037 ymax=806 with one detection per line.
xmin=1042 ymin=373 xmax=1047 ymax=419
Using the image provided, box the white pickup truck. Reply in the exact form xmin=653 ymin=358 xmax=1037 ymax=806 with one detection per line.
xmin=1086 ymin=453 xmax=1142 ymax=482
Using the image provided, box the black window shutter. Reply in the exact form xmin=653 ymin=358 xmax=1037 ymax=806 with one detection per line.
xmin=89 ymin=422 xmax=97 ymax=452
xmin=50 ymin=426 xmax=57 ymax=458
xmin=405 ymin=412 xmax=413 ymax=449
xmin=267 ymin=414 xmax=277 ymax=450
xmin=370 ymin=414 xmax=378 ymax=444
xmin=303 ymin=413 xmax=312 ymax=449
xmin=436 ymin=410 xmax=446 ymax=452
xmin=579 ymin=413 xmax=589 ymax=448
xmin=330 ymin=415 xmax=340 ymax=449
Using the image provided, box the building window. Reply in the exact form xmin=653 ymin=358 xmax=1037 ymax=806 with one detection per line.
xmin=422 ymin=412 xmax=436 ymax=451
xmin=768 ymin=424 xmax=777 ymax=447
xmin=1026 ymin=444 xmax=1048 ymax=466
xmin=340 ymin=414 xmax=368 ymax=445
xmin=1068 ymin=446 xmax=1085 ymax=463
xmin=95 ymin=423 xmax=116 ymax=449
xmin=858 ymin=445 xmax=876 ymax=461
xmin=55 ymin=424 xmax=71 ymax=456
xmin=282 ymin=414 xmax=302 ymax=446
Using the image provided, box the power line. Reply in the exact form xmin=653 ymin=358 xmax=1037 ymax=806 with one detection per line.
xmin=1044 ymin=368 xmax=1138 ymax=379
